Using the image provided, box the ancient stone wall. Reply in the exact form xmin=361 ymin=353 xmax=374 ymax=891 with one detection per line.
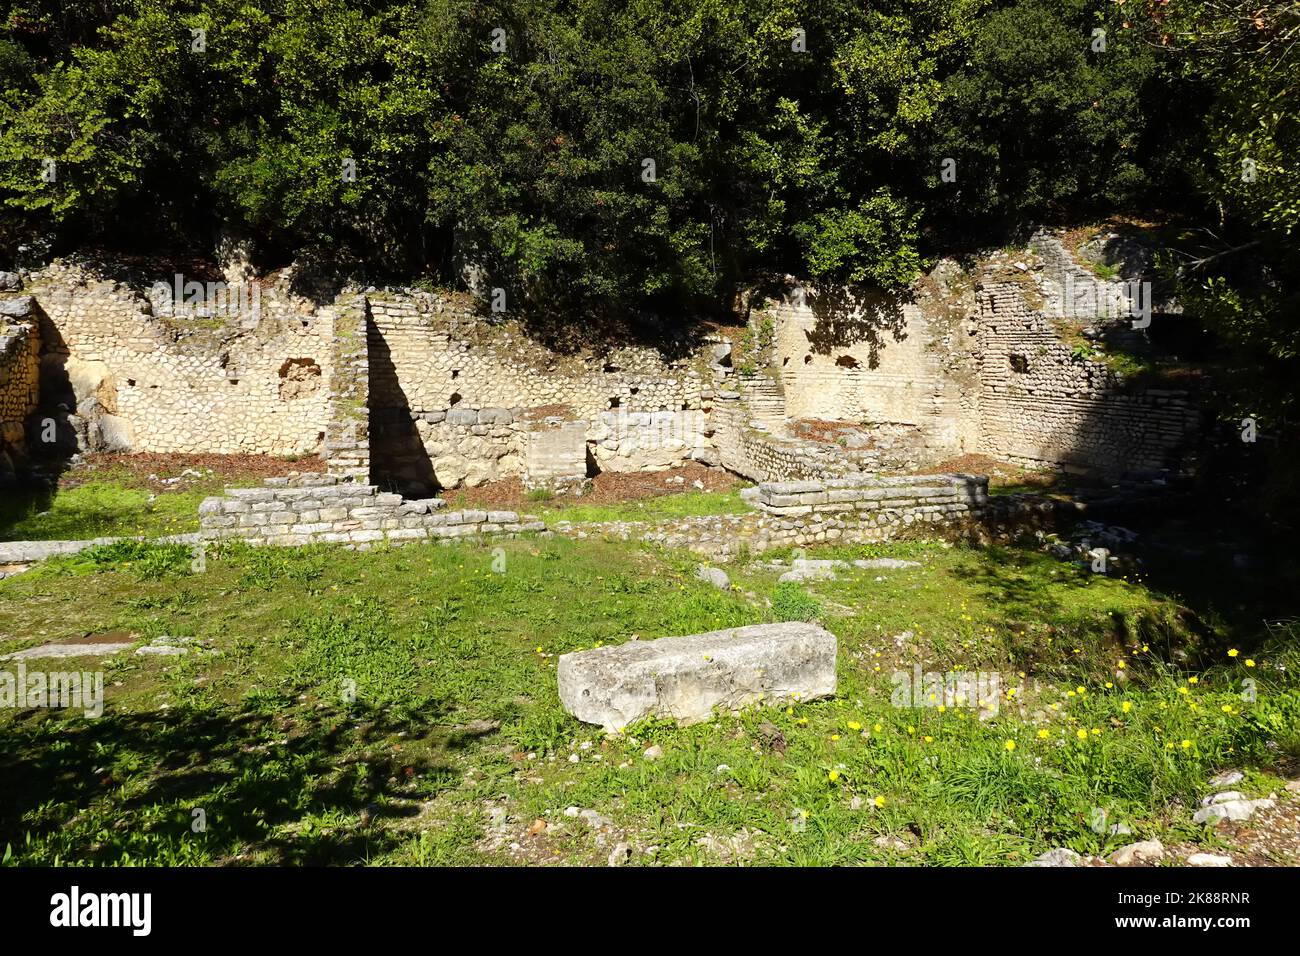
xmin=712 ymin=393 xmax=867 ymax=482
xmin=764 ymin=283 xmax=969 ymax=464
xmin=322 ymin=295 xmax=370 ymax=480
xmin=364 ymin=293 xmax=718 ymax=492
xmin=551 ymin=472 xmax=994 ymax=558
xmin=26 ymin=261 xmax=334 ymax=456
xmin=0 ymin=298 xmax=41 ymax=481
xmin=198 ymin=472 xmax=542 ymax=547
xmin=972 ymin=282 xmax=1196 ymax=475
xmin=18 ymin=232 xmax=1199 ymax=490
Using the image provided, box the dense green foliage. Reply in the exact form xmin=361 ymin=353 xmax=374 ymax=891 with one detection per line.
xmin=0 ymin=1 xmax=1294 ymax=362
xmin=0 ymin=3 xmax=1182 ymax=306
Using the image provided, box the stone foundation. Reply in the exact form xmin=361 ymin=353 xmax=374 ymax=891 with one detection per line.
xmin=198 ymin=474 xmax=543 ymax=547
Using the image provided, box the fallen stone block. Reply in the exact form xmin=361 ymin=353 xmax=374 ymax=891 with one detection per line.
xmin=558 ymin=621 xmax=837 ymax=731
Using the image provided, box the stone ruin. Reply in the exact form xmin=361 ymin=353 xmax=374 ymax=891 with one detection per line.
xmin=1 ymin=231 xmax=1200 ymax=546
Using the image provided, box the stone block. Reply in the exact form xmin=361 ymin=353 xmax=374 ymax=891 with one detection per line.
xmin=558 ymin=622 xmax=837 ymax=731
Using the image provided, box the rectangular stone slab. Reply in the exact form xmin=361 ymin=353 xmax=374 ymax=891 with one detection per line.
xmin=558 ymin=622 xmax=837 ymax=731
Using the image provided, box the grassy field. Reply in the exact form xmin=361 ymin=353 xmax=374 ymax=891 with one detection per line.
xmin=4 ymin=474 xmax=750 ymax=542
xmin=2 ymin=533 xmax=1295 ymax=866
xmin=0 ymin=463 xmax=275 ymax=543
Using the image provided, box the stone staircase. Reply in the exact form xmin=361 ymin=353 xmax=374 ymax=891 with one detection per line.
xmin=737 ymin=373 xmax=787 ymax=433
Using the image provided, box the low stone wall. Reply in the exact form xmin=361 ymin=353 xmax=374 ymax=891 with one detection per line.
xmin=198 ymin=473 xmax=543 ymax=547
xmin=555 ymin=473 xmax=992 ymax=558
xmin=711 ymin=393 xmax=866 ymax=482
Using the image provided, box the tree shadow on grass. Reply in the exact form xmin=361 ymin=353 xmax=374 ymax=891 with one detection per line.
xmin=0 ymin=700 xmax=485 ymax=866
xmin=947 ymin=544 xmax=1210 ymax=673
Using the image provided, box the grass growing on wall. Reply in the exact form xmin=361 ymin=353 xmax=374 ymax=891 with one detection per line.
xmin=536 ymin=488 xmax=752 ymax=526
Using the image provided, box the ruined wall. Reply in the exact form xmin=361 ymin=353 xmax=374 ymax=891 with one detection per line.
xmin=198 ymin=472 xmax=543 ymax=547
xmin=712 ymin=394 xmax=867 ymax=482
xmin=365 ymin=293 xmax=717 ymax=492
xmin=19 ymin=233 xmax=1198 ymax=490
xmin=753 ymin=247 xmax=1196 ymax=479
xmin=27 ymin=261 xmax=334 ymax=456
xmin=765 ymin=283 xmax=969 ymax=460
xmin=322 ymin=295 xmax=369 ymax=481
xmin=0 ymin=298 xmax=40 ymax=480
xmin=972 ymin=282 xmax=1196 ymax=476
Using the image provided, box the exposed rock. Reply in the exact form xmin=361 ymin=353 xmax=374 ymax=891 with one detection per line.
xmin=1187 ymin=853 xmax=1232 ymax=867
xmin=1109 ymin=840 xmax=1164 ymax=867
xmin=778 ymin=566 xmax=836 ymax=583
xmin=607 ymin=842 xmax=633 ymax=866
xmin=1209 ymin=769 xmax=1245 ymax=788
xmin=1028 ymin=848 xmax=1083 ymax=867
xmin=0 ymin=296 xmax=34 ymax=318
xmin=1200 ymin=791 xmax=1245 ymax=807
xmin=695 ymin=565 xmax=730 ymax=590
xmin=1192 ymin=795 xmax=1276 ymax=825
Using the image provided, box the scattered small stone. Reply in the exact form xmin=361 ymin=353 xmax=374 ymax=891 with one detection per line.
xmin=1209 ymin=770 xmax=1244 ymax=788
xmin=1187 ymin=852 xmax=1232 ymax=867
xmin=643 ymin=745 xmax=663 ymax=761
xmin=1028 ymin=848 xmax=1082 ymax=867
xmin=1192 ymin=795 xmax=1275 ymax=825
xmin=1109 ymin=840 xmax=1164 ymax=867
xmin=696 ymin=565 xmax=730 ymax=590
xmin=607 ymin=842 xmax=633 ymax=866
xmin=778 ymin=567 xmax=835 ymax=583
xmin=873 ymin=835 xmax=910 ymax=852
xmin=1200 ymin=791 xmax=1245 ymax=807
xmin=135 ymin=645 xmax=188 ymax=656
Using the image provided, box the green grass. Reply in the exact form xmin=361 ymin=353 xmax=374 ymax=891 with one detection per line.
xmin=1 ymin=480 xmax=208 ymax=541
xmin=1 ymin=474 xmax=255 ymax=542
xmin=537 ymin=488 xmax=751 ymax=526
xmin=1 ymin=532 xmax=1294 ymax=866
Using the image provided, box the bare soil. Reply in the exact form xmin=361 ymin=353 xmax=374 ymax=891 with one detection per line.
xmin=439 ymin=462 xmax=742 ymax=511
xmin=58 ymin=452 xmax=325 ymax=492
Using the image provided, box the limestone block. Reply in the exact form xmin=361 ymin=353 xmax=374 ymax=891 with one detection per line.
xmin=558 ymin=621 xmax=837 ymax=731
xmin=433 ymin=454 xmax=470 ymax=487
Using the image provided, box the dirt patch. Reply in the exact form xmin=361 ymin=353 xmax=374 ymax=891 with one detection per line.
xmin=58 ymin=452 xmax=325 ymax=492
xmin=56 ymin=631 xmax=136 ymax=646
xmin=791 ymin=419 xmax=867 ymax=445
xmin=921 ymin=454 xmax=1066 ymax=492
xmin=440 ymin=463 xmax=742 ymax=511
